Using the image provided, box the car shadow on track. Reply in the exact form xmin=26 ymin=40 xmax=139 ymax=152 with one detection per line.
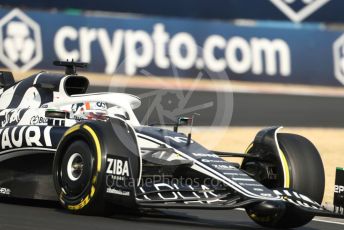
xmin=0 ymin=198 xmax=318 ymax=230
xmin=106 ymin=208 xmax=318 ymax=230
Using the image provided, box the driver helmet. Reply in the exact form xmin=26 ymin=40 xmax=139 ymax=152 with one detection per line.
xmin=71 ymin=101 xmax=107 ymax=120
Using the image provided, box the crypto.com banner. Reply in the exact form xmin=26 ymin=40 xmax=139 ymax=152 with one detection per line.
xmin=1 ymin=8 xmax=344 ymax=86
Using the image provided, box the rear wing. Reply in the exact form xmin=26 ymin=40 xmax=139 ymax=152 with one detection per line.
xmin=0 ymin=71 xmax=15 ymax=89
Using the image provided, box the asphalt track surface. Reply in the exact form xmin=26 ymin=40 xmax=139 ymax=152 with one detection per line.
xmin=0 ymin=199 xmax=343 ymax=230
xmin=90 ymin=86 xmax=344 ymax=127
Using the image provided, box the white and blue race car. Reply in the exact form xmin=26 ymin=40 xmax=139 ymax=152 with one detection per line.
xmin=0 ymin=61 xmax=341 ymax=228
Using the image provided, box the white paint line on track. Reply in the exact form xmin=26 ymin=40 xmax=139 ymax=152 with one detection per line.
xmin=236 ymin=208 xmax=344 ymax=226
xmin=313 ymin=218 xmax=344 ymax=226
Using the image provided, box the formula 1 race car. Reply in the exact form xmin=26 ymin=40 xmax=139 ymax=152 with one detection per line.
xmin=0 ymin=61 xmax=342 ymax=229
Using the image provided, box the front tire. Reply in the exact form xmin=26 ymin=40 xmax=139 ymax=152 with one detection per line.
xmin=53 ymin=125 xmax=105 ymax=215
xmin=244 ymin=133 xmax=325 ymax=228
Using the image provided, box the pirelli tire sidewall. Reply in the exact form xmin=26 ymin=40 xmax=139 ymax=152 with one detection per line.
xmin=53 ymin=122 xmax=108 ymax=214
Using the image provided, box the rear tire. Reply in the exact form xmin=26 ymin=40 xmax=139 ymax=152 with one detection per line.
xmin=244 ymin=133 xmax=325 ymax=228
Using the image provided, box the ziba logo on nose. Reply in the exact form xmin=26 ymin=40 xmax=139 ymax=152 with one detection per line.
xmin=0 ymin=8 xmax=43 ymax=71
xmin=106 ymin=157 xmax=130 ymax=177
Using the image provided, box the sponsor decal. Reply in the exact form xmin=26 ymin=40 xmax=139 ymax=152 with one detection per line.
xmin=335 ymin=185 xmax=344 ymax=194
xmin=270 ymin=0 xmax=330 ymax=22
xmin=0 ymin=109 xmax=26 ymax=127
xmin=0 ymin=8 xmax=292 ymax=82
xmin=106 ymin=157 xmax=130 ymax=179
xmin=106 ymin=156 xmax=132 ymax=196
xmin=30 ymin=115 xmax=48 ymax=125
xmin=71 ymin=103 xmax=84 ymax=113
xmin=0 ymin=8 xmax=42 ymax=71
xmin=106 ymin=188 xmax=130 ymax=196
xmin=0 ymin=187 xmax=10 ymax=195
xmin=334 ymin=167 xmax=344 ymax=207
xmin=96 ymin=102 xmax=107 ymax=109
xmin=55 ymin=23 xmax=291 ymax=77
xmin=0 ymin=126 xmax=52 ymax=150
xmin=138 ymin=183 xmax=220 ymax=203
